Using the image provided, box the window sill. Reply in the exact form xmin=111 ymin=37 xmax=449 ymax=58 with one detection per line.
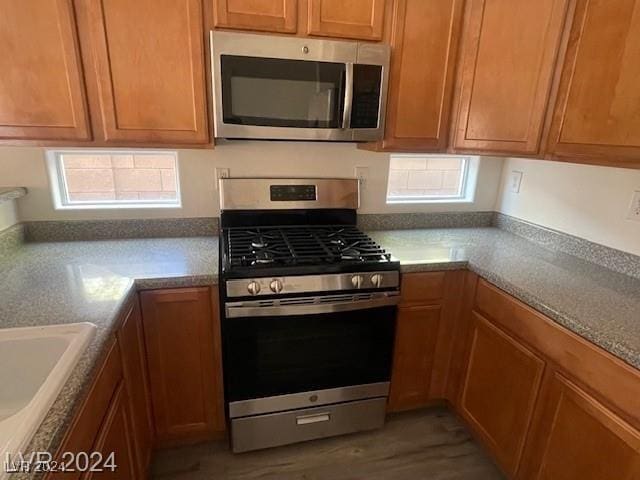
xmin=386 ymin=198 xmax=474 ymax=205
xmin=53 ymin=203 xmax=182 ymax=211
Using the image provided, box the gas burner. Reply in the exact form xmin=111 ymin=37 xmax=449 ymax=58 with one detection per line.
xmin=251 ymin=237 xmax=269 ymax=249
xmin=252 ymin=250 xmax=275 ymax=264
xmin=340 ymin=249 xmax=363 ymax=261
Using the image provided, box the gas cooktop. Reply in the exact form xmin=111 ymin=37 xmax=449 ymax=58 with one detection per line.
xmin=221 ymin=225 xmax=398 ymax=278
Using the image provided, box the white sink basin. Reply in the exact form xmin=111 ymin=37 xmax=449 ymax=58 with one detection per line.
xmin=0 ymin=323 xmax=96 ymax=473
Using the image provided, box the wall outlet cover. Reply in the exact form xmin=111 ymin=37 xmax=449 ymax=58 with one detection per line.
xmin=355 ymin=166 xmax=369 ymax=191
xmin=510 ymin=171 xmax=523 ymax=193
xmin=627 ymin=191 xmax=640 ymax=222
xmin=215 ymin=168 xmax=230 ymax=189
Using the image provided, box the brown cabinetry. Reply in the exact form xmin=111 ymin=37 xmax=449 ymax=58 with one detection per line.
xmin=522 ymin=372 xmax=640 ymax=480
xmin=213 ymin=0 xmax=298 ymax=33
xmin=389 ymin=271 xmax=464 ymax=411
xmin=81 ymin=383 xmax=137 ymax=480
xmin=81 ymin=0 xmax=209 ymax=145
xmin=546 ymin=0 xmax=640 ymax=168
xmin=116 ymin=302 xmax=153 ymax=477
xmin=0 ymin=0 xmax=90 ymax=142
xmin=378 ymin=0 xmax=464 ymax=151
xmin=307 ymin=0 xmax=387 ymax=40
xmin=459 ymin=312 xmax=545 ymax=477
xmin=140 ymin=287 xmax=224 ymax=447
xmin=453 ymin=0 xmax=568 ymax=155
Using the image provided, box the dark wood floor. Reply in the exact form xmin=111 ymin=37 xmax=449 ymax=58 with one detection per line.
xmin=152 ymin=407 xmax=504 ymax=480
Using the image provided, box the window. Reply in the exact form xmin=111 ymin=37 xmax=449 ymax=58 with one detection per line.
xmin=386 ymin=154 xmax=477 ymax=203
xmin=47 ymin=150 xmax=181 ymax=209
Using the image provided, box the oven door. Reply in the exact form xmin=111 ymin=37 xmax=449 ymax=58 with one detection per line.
xmin=211 ymin=31 xmax=389 ymax=142
xmin=222 ymin=295 xmax=397 ymax=416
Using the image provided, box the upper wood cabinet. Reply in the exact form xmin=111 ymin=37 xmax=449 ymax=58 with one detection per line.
xmin=141 ymin=287 xmax=224 ymax=447
xmin=522 ymin=372 xmax=640 ymax=480
xmin=547 ymin=0 xmax=640 ymax=168
xmin=82 ymin=0 xmax=209 ymax=144
xmin=0 ymin=0 xmax=90 ymax=142
xmin=380 ymin=0 xmax=464 ymax=151
xmin=459 ymin=312 xmax=545 ymax=477
xmin=307 ymin=0 xmax=387 ymax=40
xmin=213 ymin=0 xmax=298 ymax=33
xmin=452 ymin=0 xmax=569 ymax=155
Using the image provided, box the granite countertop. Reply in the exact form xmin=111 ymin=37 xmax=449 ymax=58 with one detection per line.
xmin=1 ymin=227 xmax=639 ymax=471
xmin=0 ymin=236 xmax=219 ymax=472
xmin=369 ymin=228 xmax=640 ymax=370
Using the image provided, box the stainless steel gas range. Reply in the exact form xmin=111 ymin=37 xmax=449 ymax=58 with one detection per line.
xmin=218 ymin=178 xmax=400 ymax=453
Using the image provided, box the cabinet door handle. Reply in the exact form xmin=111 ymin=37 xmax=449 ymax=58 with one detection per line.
xmin=296 ymin=413 xmax=331 ymax=425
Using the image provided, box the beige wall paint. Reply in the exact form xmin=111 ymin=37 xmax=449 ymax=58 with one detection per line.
xmin=0 ymin=200 xmax=18 ymax=231
xmin=496 ymin=157 xmax=640 ymax=256
xmin=0 ymin=144 xmax=503 ymax=221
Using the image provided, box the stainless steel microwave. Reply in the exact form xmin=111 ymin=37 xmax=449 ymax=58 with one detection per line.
xmin=210 ymin=31 xmax=390 ymax=142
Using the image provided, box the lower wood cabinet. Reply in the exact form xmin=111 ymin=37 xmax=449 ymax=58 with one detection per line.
xmin=388 ymin=305 xmax=441 ymax=410
xmin=458 ymin=312 xmax=545 ymax=477
xmin=521 ymin=372 xmax=640 ymax=480
xmin=115 ymin=302 xmax=153 ymax=477
xmin=140 ymin=287 xmax=224 ymax=447
xmin=389 ymin=271 xmax=464 ymax=411
xmin=81 ymin=383 xmax=137 ymax=480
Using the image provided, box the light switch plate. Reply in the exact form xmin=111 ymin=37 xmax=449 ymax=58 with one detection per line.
xmin=627 ymin=191 xmax=640 ymax=222
xmin=355 ymin=166 xmax=369 ymax=191
xmin=510 ymin=171 xmax=523 ymax=193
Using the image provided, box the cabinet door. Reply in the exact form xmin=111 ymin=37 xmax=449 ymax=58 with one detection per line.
xmin=308 ymin=0 xmax=386 ymax=40
xmin=116 ymin=302 xmax=153 ymax=478
xmin=81 ymin=383 xmax=137 ymax=480
xmin=214 ymin=0 xmax=297 ymax=33
xmin=381 ymin=0 xmax=464 ymax=151
xmin=141 ymin=288 xmax=222 ymax=447
xmin=459 ymin=312 xmax=545 ymax=477
xmin=0 ymin=0 xmax=90 ymax=141
xmin=388 ymin=305 xmax=441 ymax=411
xmin=83 ymin=0 xmax=208 ymax=144
xmin=453 ymin=0 xmax=568 ymax=155
xmin=546 ymin=0 xmax=640 ymax=168
xmin=523 ymin=373 xmax=640 ymax=480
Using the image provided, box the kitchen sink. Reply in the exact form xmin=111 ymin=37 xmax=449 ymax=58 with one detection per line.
xmin=0 ymin=323 xmax=96 ymax=473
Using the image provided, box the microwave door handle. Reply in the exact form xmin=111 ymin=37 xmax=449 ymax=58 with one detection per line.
xmin=342 ymin=63 xmax=353 ymax=129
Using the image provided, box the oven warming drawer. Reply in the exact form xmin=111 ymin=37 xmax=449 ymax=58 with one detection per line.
xmin=230 ymin=397 xmax=386 ymax=453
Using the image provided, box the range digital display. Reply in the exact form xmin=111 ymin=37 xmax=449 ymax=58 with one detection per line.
xmin=270 ymin=185 xmax=317 ymax=201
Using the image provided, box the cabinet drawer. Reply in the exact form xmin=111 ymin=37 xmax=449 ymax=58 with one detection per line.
xmin=400 ymin=272 xmax=446 ymax=305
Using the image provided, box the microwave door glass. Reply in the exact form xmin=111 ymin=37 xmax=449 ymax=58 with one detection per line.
xmin=221 ymin=55 xmax=346 ymax=128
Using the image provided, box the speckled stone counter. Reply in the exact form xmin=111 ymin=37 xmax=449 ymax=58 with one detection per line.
xmin=369 ymin=228 xmax=640 ymax=371
xmin=2 ymin=226 xmax=640 ymax=475
xmin=0 ymin=236 xmax=218 ymax=476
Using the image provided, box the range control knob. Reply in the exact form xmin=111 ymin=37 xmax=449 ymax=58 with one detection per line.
xmin=351 ymin=274 xmax=364 ymax=289
xmin=370 ymin=274 xmax=383 ymax=288
xmin=270 ymin=279 xmax=283 ymax=293
xmin=247 ymin=280 xmax=261 ymax=296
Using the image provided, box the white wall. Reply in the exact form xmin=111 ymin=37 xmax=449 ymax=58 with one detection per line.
xmin=0 ymin=144 xmax=503 ymax=221
xmin=496 ymin=157 xmax=640 ymax=256
xmin=0 ymin=200 xmax=18 ymax=231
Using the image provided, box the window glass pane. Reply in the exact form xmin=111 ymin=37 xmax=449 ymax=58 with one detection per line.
xmin=52 ymin=151 xmax=180 ymax=208
xmin=387 ymin=155 xmax=467 ymax=201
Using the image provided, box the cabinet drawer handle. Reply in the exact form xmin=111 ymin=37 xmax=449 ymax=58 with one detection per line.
xmin=296 ymin=413 xmax=331 ymax=425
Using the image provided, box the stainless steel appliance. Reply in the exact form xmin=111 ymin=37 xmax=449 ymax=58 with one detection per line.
xmin=210 ymin=31 xmax=390 ymax=142
xmin=219 ymin=178 xmax=400 ymax=452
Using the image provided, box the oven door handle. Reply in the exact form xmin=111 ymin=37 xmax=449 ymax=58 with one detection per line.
xmin=225 ymin=293 xmax=400 ymax=318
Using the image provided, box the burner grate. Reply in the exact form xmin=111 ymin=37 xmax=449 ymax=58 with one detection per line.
xmin=225 ymin=225 xmax=392 ymax=268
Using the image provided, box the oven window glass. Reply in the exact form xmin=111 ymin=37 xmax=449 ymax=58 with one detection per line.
xmin=350 ymin=64 xmax=382 ymax=129
xmin=223 ymin=307 xmax=395 ymax=402
xmin=221 ymin=55 xmax=346 ymax=128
